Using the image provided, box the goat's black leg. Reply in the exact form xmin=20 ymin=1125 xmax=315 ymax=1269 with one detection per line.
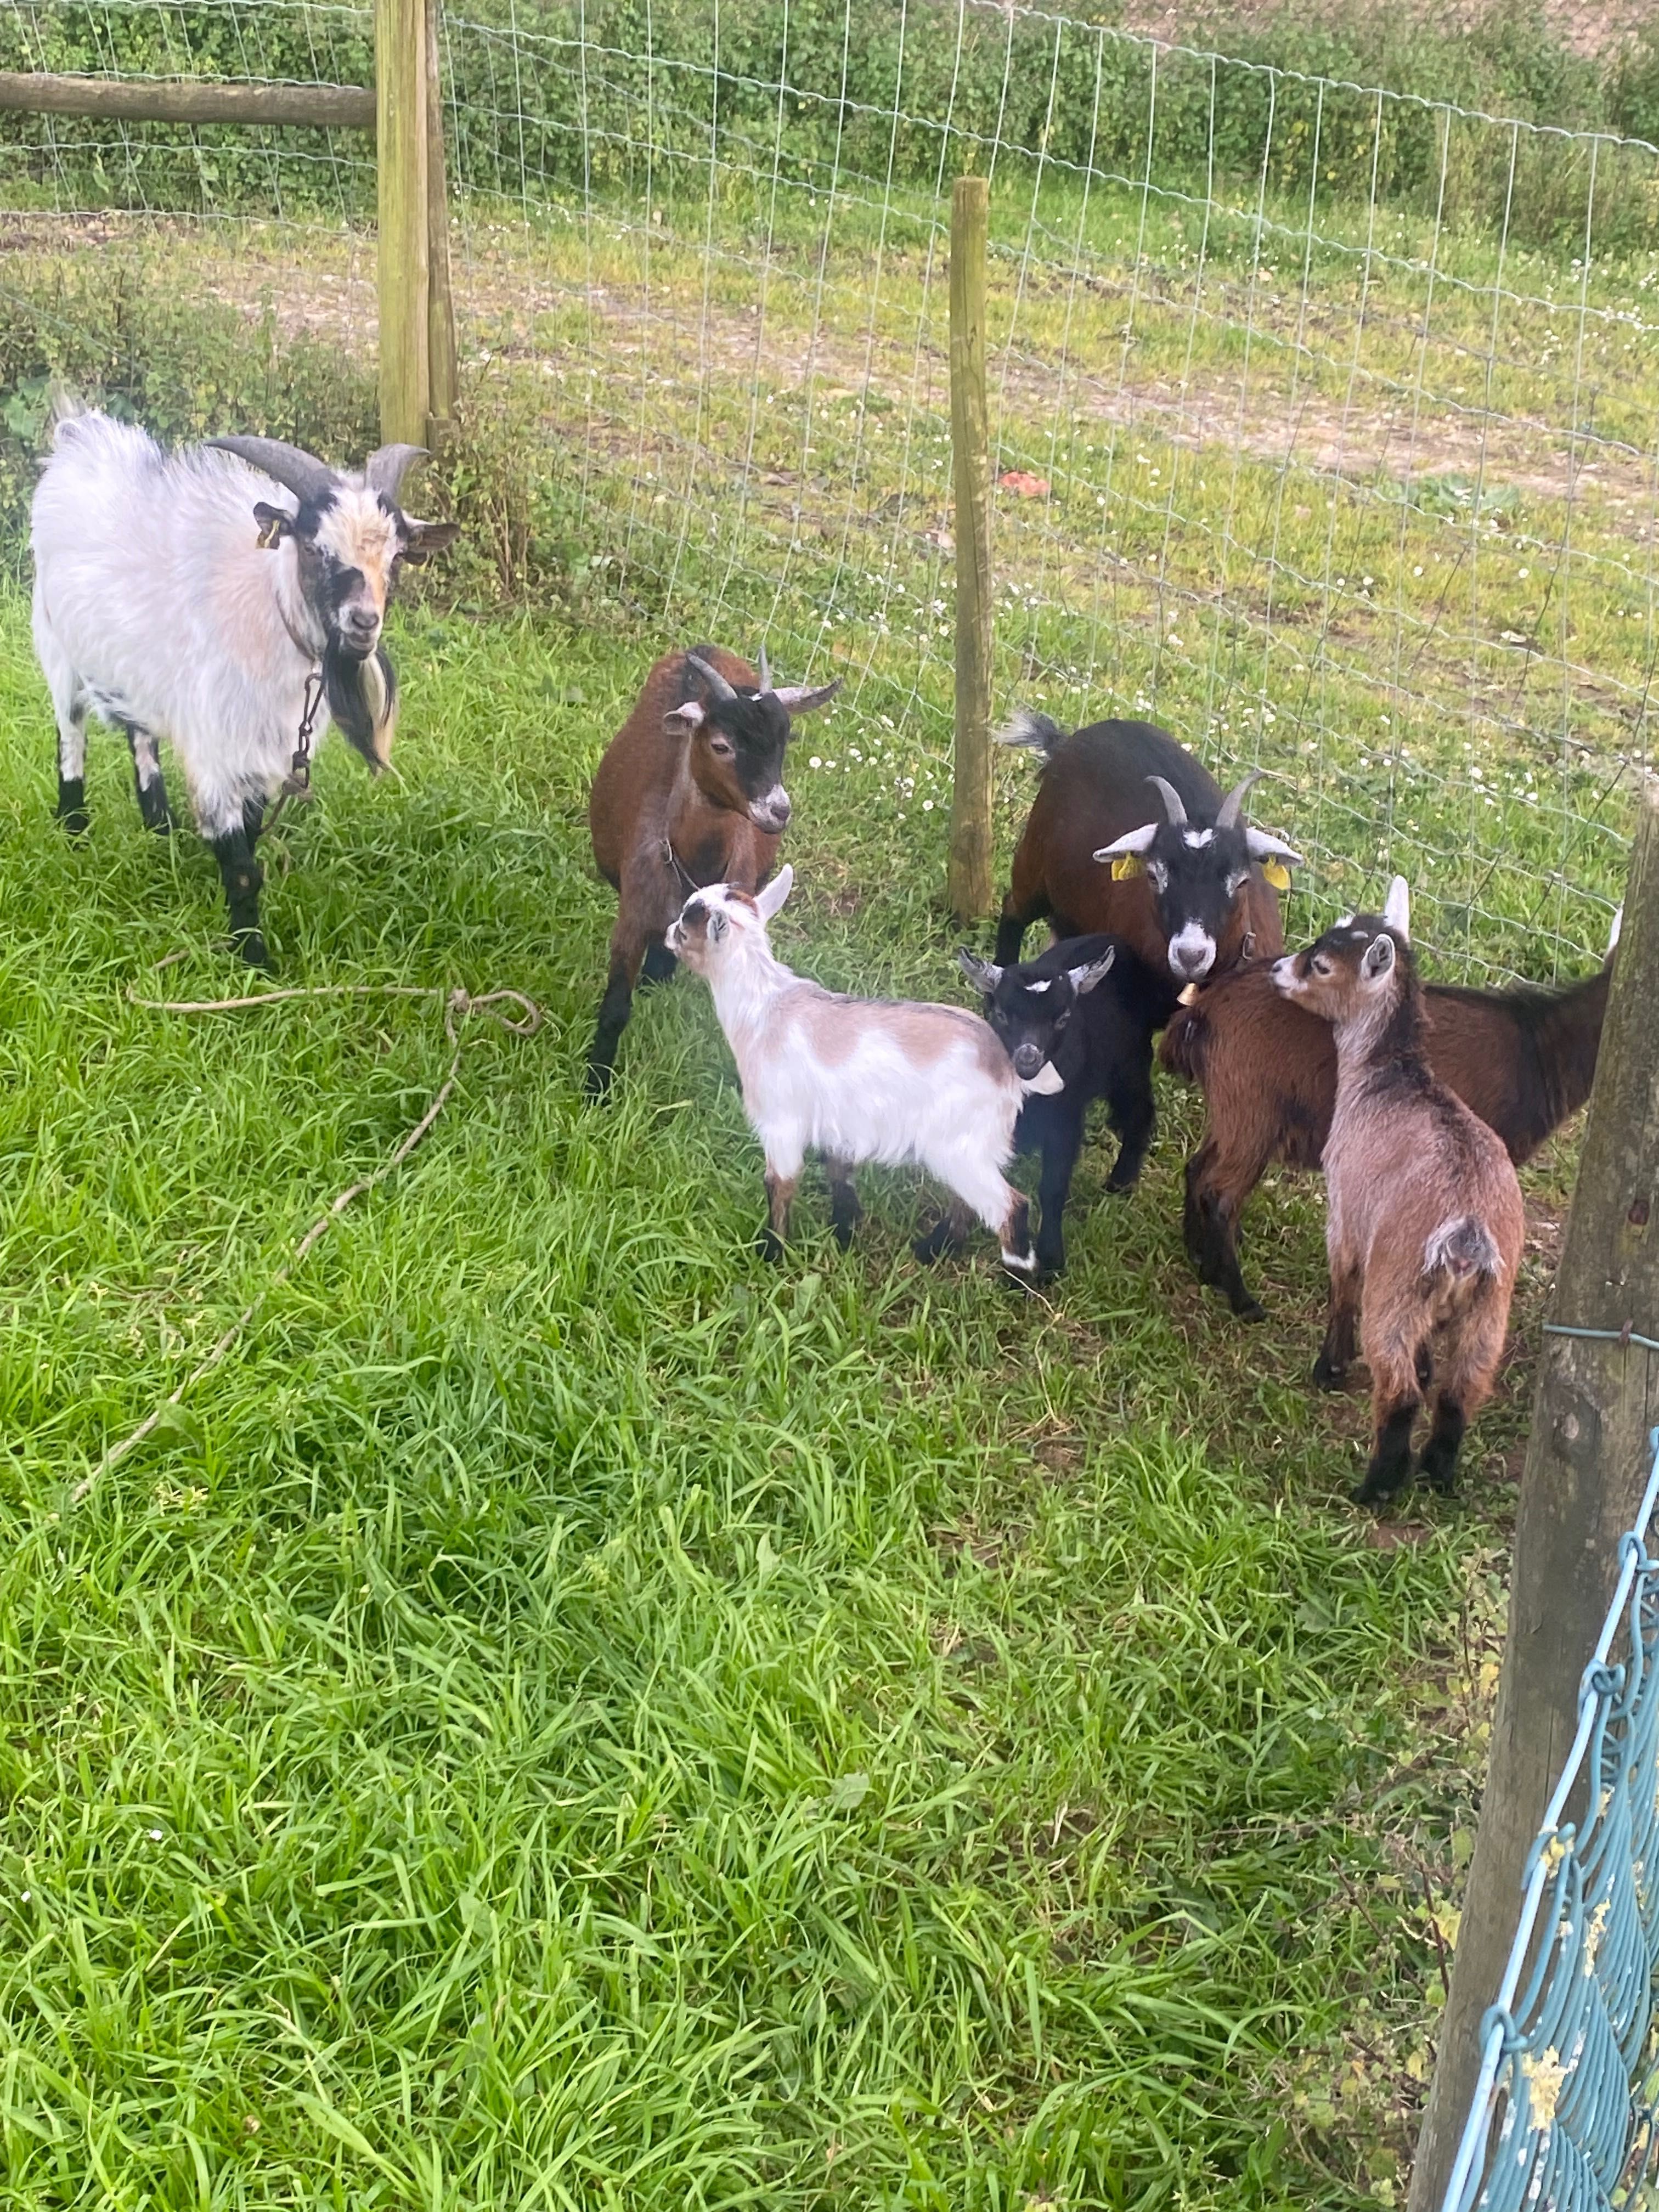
xmin=1032 ymin=1115 xmax=1085 ymax=1278
xmin=913 ymin=1201 xmax=972 ymax=1265
xmin=1417 ymin=1396 xmax=1468 ymax=1494
xmin=586 ymin=922 xmax=651 ymax=1099
xmin=1352 ymin=1398 xmax=1420 ymax=1508
xmin=640 ymin=940 xmax=679 ymax=989
xmin=1104 ymin=1056 xmax=1156 ymax=1193
xmin=242 ymin=796 xmax=267 ymax=845
xmin=121 ymin=719 xmax=174 ymax=833
xmin=825 ymin=1156 xmax=862 ymax=1250
xmin=209 ymin=825 xmax=269 ymax=968
xmin=56 ymin=772 xmax=89 ymax=837
xmin=1313 ymin=1272 xmax=1361 ymax=1390
xmin=50 ymin=679 xmax=89 ymax=836
xmin=994 ymin=892 xmax=1045 ymax=968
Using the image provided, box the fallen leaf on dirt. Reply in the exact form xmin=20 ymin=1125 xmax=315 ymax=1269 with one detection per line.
xmin=1362 ymin=1521 xmax=1435 ymax=1549
xmin=997 ymin=470 xmax=1051 ymax=498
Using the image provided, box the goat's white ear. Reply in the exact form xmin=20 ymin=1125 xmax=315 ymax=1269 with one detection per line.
xmin=1093 ymin=822 xmax=1159 ymax=863
xmin=1067 ymin=947 xmax=1116 ymax=995
xmin=1245 ymin=828 xmax=1304 ymax=867
xmin=1607 ymin=905 xmax=1623 ymax=955
xmin=1382 ymin=875 xmax=1410 ymax=941
xmin=1363 ymin=932 xmax=1396 ymax=980
xmin=755 ymin=864 xmax=793 ymax=922
xmin=664 ymin=700 xmax=706 ymax=740
xmin=957 ymin=949 xmax=1002 ymax=994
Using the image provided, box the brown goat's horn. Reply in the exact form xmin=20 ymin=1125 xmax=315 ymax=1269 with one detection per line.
xmin=364 ymin=442 xmax=430 ymax=502
xmin=758 ymin=643 xmax=772 ymax=694
xmin=1146 ymin=775 xmax=1189 ymax=828
xmin=686 ymin=652 xmax=738 ymax=702
xmin=1215 ymin=770 xmax=1261 ymax=831
xmin=208 ymin=435 xmax=337 ymax=507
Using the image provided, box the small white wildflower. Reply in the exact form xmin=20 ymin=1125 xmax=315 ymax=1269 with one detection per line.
xmin=148 ymin=1829 xmax=163 ymax=1842
xmin=922 ymin=799 xmax=934 ymax=811
xmin=809 ymin=755 xmax=822 ymax=769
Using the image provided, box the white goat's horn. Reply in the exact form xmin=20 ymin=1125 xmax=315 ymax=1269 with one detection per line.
xmin=208 ymin=434 xmax=336 ymax=507
xmin=1215 ymin=770 xmax=1261 ymax=832
xmin=364 ymin=442 xmax=430 ymax=501
xmin=758 ymin=643 xmax=772 ymax=695
xmin=686 ymin=651 xmax=738 ymax=702
xmin=1146 ymin=774 xmax=1188 ymax=828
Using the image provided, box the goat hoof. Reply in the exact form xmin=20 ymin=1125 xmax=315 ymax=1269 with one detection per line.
xmin=234 ymin=930 xmax=271 ymax=970
xmin=582 ymin=1061 xmax=614 ymax=1102
xmin=1233 ymin=1297 xmax=1267 ymax=1323
xmin=757 ymin=1227 xmax=785 ymax=1264
xmin=911 ymin=1223 xmax=959 ymax=1265
xmin=831 ymin=1220 xmax=856 ymax=1252
xmin=1312 ymin=1358 xmax=1348 ymax=1392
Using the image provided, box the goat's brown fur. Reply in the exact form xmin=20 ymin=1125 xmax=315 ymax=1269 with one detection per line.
xmin=1273 ymin=918 xmax=1525 ymax=1506
xmin=1161 ymin=952 xmax=1611 ymax=1318
xmin=995 ymin=716 xmax=1288 ymax=998
xmin=586 ymin=644 xmax=834 ymax=1093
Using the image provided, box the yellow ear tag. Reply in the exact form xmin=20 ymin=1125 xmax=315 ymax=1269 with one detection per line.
xmin=1110 ymin=855 xmax=1145 ymax=881
xmin=256 ymin=516 xmax=284 ymax=551
xmin=1261 ymin=860 xmax=1292 ymax=891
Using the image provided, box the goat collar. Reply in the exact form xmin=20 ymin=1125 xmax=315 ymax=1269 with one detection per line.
xmin=661 ymin=837 xmax=702 ymax=896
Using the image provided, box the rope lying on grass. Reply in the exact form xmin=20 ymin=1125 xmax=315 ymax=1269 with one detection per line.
xmin=71 ymin=980 xmax=543 ymax=1506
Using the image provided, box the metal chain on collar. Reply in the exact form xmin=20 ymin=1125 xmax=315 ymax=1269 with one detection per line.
xmin=265 ymin=670 xmax=326 ymax=836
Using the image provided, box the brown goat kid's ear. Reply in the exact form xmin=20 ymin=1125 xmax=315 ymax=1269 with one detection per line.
xmin=398 ymin=518 xmax=461 ymax=565
xmin=664 ymin=701 xmax=707 ymax=740
xmin=1363 ymin=933 xmax=1396 ymax=980
xmin=252 ymin=502 xmax=296 ymax=551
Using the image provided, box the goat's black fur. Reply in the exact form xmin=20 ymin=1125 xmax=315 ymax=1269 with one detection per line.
xmin=963 ymin=931 xmax=1170 ymax=1278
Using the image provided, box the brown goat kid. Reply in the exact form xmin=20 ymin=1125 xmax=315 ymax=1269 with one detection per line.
xmin=1273 ymin=883 xmax=1526 ymax=1508
xmin=1161 ymin=915 xmax=1616 ymax=1319
xmin=585 ymin=642 xmax=838 ymax=1093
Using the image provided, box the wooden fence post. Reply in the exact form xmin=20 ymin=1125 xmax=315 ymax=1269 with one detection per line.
xmin=949 ymin=174 xmax=994 ymax=924
xmin=425 ymin=0 xmax=458 ymax=445
xmin=376 ymin=0 xmax=430 ymax=448
xmin=1407 ymin=780 xmax=1659 ymax=2211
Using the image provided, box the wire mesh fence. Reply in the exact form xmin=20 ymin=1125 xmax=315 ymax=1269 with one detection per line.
xmin=2 ymin=0 xmax=1656 ymax=978
xmin=1442 ymin=1414 xmax=1659 ymax=2212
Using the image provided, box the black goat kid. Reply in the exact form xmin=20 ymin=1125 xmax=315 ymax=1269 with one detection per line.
xmin=957 ymin=934 xmax=1168 ymax=1277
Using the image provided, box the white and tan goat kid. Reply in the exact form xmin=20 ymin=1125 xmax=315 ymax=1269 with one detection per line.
xmin=1272 ymin=877 xmax=1526 ymax=1508
xmin=31 ymin=405 xmax=456 ymax=966
xmin=667 ymin=866 xmax=1039 ymax=1271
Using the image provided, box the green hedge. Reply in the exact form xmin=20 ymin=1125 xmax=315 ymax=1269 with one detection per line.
xmin=1 ymin=0 xmax=1656 ymax=249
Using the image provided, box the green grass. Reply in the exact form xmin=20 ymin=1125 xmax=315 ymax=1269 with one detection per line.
xmin=0 ymin=578 xmax=1551 ymax=2208
xmin=2 ymin=105 xmax=1650 ymax=2201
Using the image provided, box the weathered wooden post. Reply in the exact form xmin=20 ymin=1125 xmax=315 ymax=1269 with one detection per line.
xmin=948 ymin=174 xmax=994 ymax=924
xmin=425 ymin=0 xmax=459 ymax=445
xmin=1408 ymin=780 xmax=1659 ymax=2211
xmin=376 ymin=0 xmax=430 ymax=447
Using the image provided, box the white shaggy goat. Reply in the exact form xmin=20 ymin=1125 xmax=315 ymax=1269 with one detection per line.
xmin=667 ymin=866 xmax=1041 ymax=1271
xmin=31 ymin=405 xmax=457 ymax=965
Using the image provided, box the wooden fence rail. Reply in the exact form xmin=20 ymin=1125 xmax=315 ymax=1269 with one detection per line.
xmin=0 ymin=21 xmax=455 ymax=452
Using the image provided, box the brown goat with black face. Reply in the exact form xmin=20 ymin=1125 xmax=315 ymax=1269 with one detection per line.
xmin=585 ymin=643 xmax=839 ymax=1094
xmin=1161 ymin=912 xmax=1617 ymax=1319
xmin=994 ymin=711 xmax=1301 ymax=1012
xmin=1272 ymin=881 xmax=1526 ymax=1508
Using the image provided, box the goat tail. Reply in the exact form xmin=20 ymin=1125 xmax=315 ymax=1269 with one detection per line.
xmin=994 ymin=709 xmax=1070 ymax=759
xmin=1423 ymin=1214 xmax=1504 ymax=1286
